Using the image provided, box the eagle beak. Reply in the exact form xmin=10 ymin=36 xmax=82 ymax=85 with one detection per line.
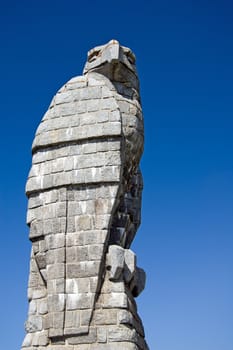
xmin=102 ymin=39 xmax=121 ymax=64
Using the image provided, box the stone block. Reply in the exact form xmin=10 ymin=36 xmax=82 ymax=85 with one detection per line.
xmin=30 ymin=287 xmax=47 ymax=300
xmin=75 ymin=215 xmax=92 ymax=230
xmin=89 ymin=276 xmax=98 ymax=293
xmin=66 ymin=246 xmax=88 ymax=263
xmin=83 ymin=200 xmax=95 ymax=214
xmin=28 ymin=300 xmax=37 ymax=315
xmin=101 ymin=85 xmax=113 ymax=98
xmin=29 ymin=221 xmax=43 ymax=239
xmin=35 ymin=252 xmax=46 ymax=269
xmin=66 ymin=263 xmax=84 ymax=279
xmin=66 ymin=279 xmax=78 ymax=294
xmin=47 ymin=248 xmax=65 ymax=264
xmin=84 ymin=261 xmax=101 ymax=277
xmin=45 ymin=234 xmax=65 ymax=250
xmin=94 ymin=309 xmax=117 ymax=325
xmin=28 ymin=194 xmax=42 ymax=209
xmin=65 ymin=310 xmax=80 ymax=329
xmin=54 ymin=102 xmax=77 ymax=117
xmin=130 ymin=267 xmax=146 ymax=297
xmin=106 ymin=245 xmax=125 ymax=281
xmin=26 ymin=207 xmax=37 ymax=224
xmin=47 ymin=263 xmax=65 ymax=280
xmin=100 ymin=165 xmax=120 ymax=182
xmin=67 ymin=217 xmax=75 ymax=233
xmin=38 ymin=330 xmax=49 ymax=346
xmin=101 ymin=97 xmax=118 ymax=110
xmin=94 ymin=214 xmax=110 ymax=230
xmin=42 ymin=174 xmax=54 ymax=189
xmin=42 ymin=203 xmax=56 ymax=219
xmin=104 ymin=151 xmax=121 ymax=166
xmin=38 ymin=299 xmax=48 ymax=315
xmin=80 ymin=87 xmax=101 ymax=100
xmin=52 ymin=311 xmax=64 ymax=329
xmin=49 ymin=327 xmax=63 ymax=338
xmin=53 ymin=171 xmax=71 ymax=187
xmin=118 ymin=310 xmax=133 ymax=326
xmin=103 ymin=122 xmax=121 ymax=135
xmin=66 ymin=277 xmax=91 ymax=294
xmin=95 ymin=185 xmax=113 ymax=199
xmin=84 ymin=168 xmax=101 ymax=183
xmin=67 ymin=327 xmax=97 ymax=344
xmin=97 ymin=327 xmax=107 ymax=343
xmin=75 ymin=100 xmax=87 ymax=113
xmin=22 ymin=333 xmax=33 ymax=347
xmin=108 ymin=326 xmax=137 ymax=342
xmin=96 ymin=110 xmax=109 ymax=123
xmin=56 ymin=202 xmax=66 ymax=217
xmin=68 ymin=201 xmax=82 ymax=216
xmin=66 ymin=261 xmax=100 ymax=279
xmin=51 ymin=218 xmax=63 ymax=234
xmin=77 ymin=278 xmax=91 ymax=293
xmin=94 ymin=198 xmax=110 ymax=215
xmin=79 ymin=113 xmax=97 ymax=126
xmin=117 ymin=100 xmax=130 ymax=113
xmin=28 ymin=272 xmax=41 ymax=289
xmin=124 ymin=249 xmax=136 ymax=283
xmin=83 ymin=230 xmax=107 ymax=245
xmin=109 ymin=110 xmax=121 ymax=122
xmin=80 ymin=309 xmax=92 ymax=326
xmin=68 ymin=76 xmax=87 ymax=88
xmin=48 ymin=294 xmax=65 ymax=312
xmin=43 ymin=218 xmax=53 ymax=235
xmin=88 ymin=244 xmax=104 ymax=261
xmin=87 ymin=74 xmax=104 ymax=87
xmin=86 ymin=99 xmax=99 ymax=112
xmin=102 ymin=292 xmax=128 ymax=309
xmin=71 ymin=169 xmax=85 ymax=184
xmin=66 ymin=232 xmax=85 ymax=246
xmin=29 ymin=256 xmax=37 ymax=273
xmin=42 ymin=314 xmax=50 ymax=330
xmin=55 ymin=90 xmax=74 ymax=105
xmin=25 ymin=315 xmax=43 ymax=333
xmin=82 ymin=141 xmax=97 ymax=154
xmin=101 ymin=278 xmax=125 ymax=294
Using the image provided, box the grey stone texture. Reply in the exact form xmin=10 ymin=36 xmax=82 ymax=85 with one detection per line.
xmin=22 ymin=40 xmax=148 ymax=349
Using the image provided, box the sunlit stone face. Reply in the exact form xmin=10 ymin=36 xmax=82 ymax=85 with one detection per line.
xmin=83 ymin=39 xmax=138 ymax=83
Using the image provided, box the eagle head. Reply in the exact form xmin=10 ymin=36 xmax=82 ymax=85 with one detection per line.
xmin=83 ymin=39 xmax=139 ymax=90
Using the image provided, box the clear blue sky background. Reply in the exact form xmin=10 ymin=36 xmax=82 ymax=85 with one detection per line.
xmin=0 ymin=1 xmax=232 ymax=349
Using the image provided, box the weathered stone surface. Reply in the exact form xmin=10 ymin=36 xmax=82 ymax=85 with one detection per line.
xmin=25 ymin=316 xmax=43 ymax=333
xmin=21 ymin=40 xmax=148 ymax=349
xmin=124 ymin=249 xmax=136 ymax=283
xmin=130 ymin=267 xmax=146 ymax=298
xmin=106 ymin=245 xmax=125 ymax=281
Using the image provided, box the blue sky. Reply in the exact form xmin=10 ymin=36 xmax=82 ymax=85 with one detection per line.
xmin=0 ymin=1 xmax=233 ymax=349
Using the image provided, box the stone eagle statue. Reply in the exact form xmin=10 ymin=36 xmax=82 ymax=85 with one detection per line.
xmin=22 ymin=40 xmax=148 ymax=349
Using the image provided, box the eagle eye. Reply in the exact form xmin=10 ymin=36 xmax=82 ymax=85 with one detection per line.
xmin=88 ymin=49 xmax=101 ymax=63
xmin=127 ymin=52 xmax=136 ymax=65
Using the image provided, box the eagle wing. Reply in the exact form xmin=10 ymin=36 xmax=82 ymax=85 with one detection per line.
xmin=26 ymin=72 xmax=123 ymax=338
